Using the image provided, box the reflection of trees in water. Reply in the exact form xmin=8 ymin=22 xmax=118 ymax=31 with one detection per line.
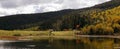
xmin=47 ymin=37 xmax=114 ymax=49
xmin=75 ymin=37 xmax=114 ymax=49
xmin=50 ymin=39 xmax=77 ymax=49
xmin=1 ymin=37 xmax=118 ymax=49
xmin=114 ymin=38 xmax=120 ymax=48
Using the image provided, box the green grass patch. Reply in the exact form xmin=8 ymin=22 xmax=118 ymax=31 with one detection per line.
xmin=0 ymin=30 xmax=75 ymax=36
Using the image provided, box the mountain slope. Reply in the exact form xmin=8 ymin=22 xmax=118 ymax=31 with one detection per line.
xmin=81 ymin=6 xmax=120 ymax=35
xmin=93 ymin=0 xmax=120 ymax=9
xmin=0 ymin=0 xmax=120 ymax=31
xmin=0 ymin=9 xmax=75 ymax=30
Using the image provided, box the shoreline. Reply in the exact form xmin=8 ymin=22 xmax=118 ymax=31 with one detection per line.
xmin=75 ymin=35 xmax=120 ymax=38
xmin=0 ymin=35 xmax=120 ymax=41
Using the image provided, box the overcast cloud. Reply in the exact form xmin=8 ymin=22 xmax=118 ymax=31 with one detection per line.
xmin=0 ymin=0 xmax=111 ymax=16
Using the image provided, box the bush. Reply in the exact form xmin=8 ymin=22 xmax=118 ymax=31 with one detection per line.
xmin=13 ymin=34 xmax=21 ymax=36
xmin=81 ymin=23 xmax=114 ymax=35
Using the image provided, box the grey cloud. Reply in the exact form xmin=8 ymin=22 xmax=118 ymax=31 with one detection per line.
xmin=0 ymin=12 xmax=6 ymax=15
xmin=54 ymin=0 xmax=64 ymax=4
xmin=0 ymin=0 xmax=111 ymax=8
xmin=1 ymin=1 xmax=19 ymax=8
xmin=0 ymin=0 xmax=55 ymax=8
xmin=0 ymin=12 xmax=7 ymax=16
xmin=0 ymin=0 xmax=111 ymax=16
xmin=34 ymin=6 xmax=45 ymax=13
xmin=98 ymin=0 xmax=109 ymax=3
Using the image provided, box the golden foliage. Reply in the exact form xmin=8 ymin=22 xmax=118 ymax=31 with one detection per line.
xmin=81 ymin=6 xmax=120 ymax=34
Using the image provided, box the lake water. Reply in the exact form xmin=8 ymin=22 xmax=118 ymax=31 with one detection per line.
xmin=0 ymin=37 xmax=120 ymax=49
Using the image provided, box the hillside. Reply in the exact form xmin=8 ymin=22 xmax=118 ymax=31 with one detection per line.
xmin=81 ymin=6 xmax=120 ymax=35
xmin=0 ymin=0 xmax=120 ymax=32
xmin=0 ymin=9 xmax=75 ymax=30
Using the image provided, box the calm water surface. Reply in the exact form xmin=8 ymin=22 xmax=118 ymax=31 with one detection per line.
xmin=0 ymin=37 xmax=120 ymax=49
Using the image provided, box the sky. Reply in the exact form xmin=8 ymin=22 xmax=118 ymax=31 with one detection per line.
xmin=0 ymin=0 xmax=111 ymax=16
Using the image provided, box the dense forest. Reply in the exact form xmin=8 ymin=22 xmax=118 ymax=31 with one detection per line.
xmin=0 ymin=0 xmax=120 ymax=35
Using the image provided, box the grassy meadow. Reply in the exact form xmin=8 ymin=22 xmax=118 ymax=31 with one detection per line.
xmin=0 ymin=30 xmax=49 ymax=36
xmin=0 ymin=30 xmax=74 ymax=36
xmin=0 ymin=30 xmax=75 ymax=40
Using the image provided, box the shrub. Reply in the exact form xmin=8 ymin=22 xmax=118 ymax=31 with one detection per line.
xmin=13 ymin=34 xmax=21 ymax=36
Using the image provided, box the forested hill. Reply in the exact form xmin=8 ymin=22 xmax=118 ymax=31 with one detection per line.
xmin=93 ymin=0 xmax=120 ymax=9
xmin=0 ymin=9 xmax=75 ymax=30
xmin=0 ymin=0 xmax=120 ymax=32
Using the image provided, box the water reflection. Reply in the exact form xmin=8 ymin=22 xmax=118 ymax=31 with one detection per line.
xmin=0 ymin=37 xmax=119 ymax=49
xmin=114 ymin=38 xmax=120 ymax=49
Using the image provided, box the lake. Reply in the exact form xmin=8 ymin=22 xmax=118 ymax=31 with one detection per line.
xmin=0 ymin=37 xmax=120 ymax=49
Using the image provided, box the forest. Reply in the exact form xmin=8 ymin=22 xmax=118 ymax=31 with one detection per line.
xmin=0 ymin=0 xmax=120 ymax=35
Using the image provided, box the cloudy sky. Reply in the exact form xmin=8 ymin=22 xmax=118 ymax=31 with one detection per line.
xmin=0 ymin=0 xmax=111 ymax=16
